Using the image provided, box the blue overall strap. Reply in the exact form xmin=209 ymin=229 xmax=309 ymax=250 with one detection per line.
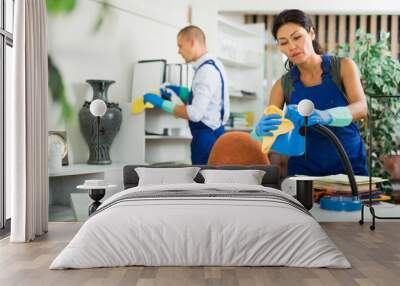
xmin=291 ymin=53 xmax=332 ymax=89
xmin=290 ymin=65 xmax=303 ymax=90
xmin=189 ymin=59 xmax=226 ymax=165
xmin=195 ymin=59 xmax=225 ymax=124
xmin=321 ymin=54 xmax=331 ymax=82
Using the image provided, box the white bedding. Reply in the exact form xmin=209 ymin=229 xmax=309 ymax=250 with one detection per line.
xmin=50 ymin=183 xmax=350 ymax=269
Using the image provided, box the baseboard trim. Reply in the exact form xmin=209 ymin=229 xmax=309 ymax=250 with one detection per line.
xmin=0 ymin=218 xmax=11 ymax=239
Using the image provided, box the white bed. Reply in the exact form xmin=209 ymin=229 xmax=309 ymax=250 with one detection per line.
xmin=50 ymin=183 xmax=350 ymax=269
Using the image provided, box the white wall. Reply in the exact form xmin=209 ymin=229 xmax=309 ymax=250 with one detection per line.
xmin=48 ymin=0 xmax=191 ymax=164
xmin=190 ymin=0 xmax=219 ymax=52
xmin=218 ymin=0 xmax=400 ymax=14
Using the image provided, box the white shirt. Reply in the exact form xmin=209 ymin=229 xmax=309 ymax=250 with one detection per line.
xmin=186 ymin=53 xmax=230 ymax=130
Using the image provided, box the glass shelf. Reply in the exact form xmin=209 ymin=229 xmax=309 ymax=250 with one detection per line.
xmin=145 ymin=135 xmax=192 ymax=140
xmin=229 ymin=93 xmax=257 ymax=100
xmin=217 ymin=55 xmax=259 ymax=69
xmin=225 ymin=127 xmax=253 ymax=132
xmin=217 ymin=17 xmax=259 ymax=37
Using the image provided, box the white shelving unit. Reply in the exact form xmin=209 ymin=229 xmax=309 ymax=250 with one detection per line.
xmin=229 ymin=92 xmax=258 ymax=100
xmin=48 ymin=162 xmax=129 ymax=177
xmin=131 ymin=61 xmax=194 ymax=165
xmin=49 ymin=162 xmax=129 ymax=222
xmin=144 ymin=98 xmax=192 ymax=164
xmin=217 ymin=16 xmax=259 ymax=37
xmin=218 ymin=55 xmax=258 ymax=69
xmin=217 ymin=15 xmax=266 ymax=131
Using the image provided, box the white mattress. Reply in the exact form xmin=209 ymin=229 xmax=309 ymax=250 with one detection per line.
xmin=50 ymin=183 xmax=350 ymax=269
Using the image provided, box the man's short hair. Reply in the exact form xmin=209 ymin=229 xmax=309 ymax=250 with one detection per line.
xmin=178 ymin=25 xmax=206 ymax=46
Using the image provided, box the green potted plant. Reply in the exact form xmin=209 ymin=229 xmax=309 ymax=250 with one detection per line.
xmin=336 ymin=30 xmax=400 ymax=192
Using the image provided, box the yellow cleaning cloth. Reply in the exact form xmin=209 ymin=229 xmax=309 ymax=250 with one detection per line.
xmin=261 ymin=105 xmax=294 ymax=154
xmin=131 ymin=96 xmax=154 ymax=114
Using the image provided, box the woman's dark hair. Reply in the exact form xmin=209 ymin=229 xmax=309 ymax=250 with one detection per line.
xmin=272 ymin=9 xmax=324 ymax=69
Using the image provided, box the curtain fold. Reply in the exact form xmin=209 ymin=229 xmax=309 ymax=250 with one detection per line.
xmin=9 ymin=0 xmax=48 ymax=242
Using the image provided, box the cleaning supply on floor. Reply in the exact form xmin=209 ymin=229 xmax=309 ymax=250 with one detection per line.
xmin=320 ymin=196 xmax=362 ymax=211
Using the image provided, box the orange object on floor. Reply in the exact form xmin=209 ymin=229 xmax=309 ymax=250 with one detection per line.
xmin=208 ymin=131 xmax=270 ymax=166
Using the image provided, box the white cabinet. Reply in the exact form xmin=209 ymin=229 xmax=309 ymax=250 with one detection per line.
xmin=217 ymin=15 xmax=266 ymax=131
xmin=131 ymin=60 xmax=193 ymax=165
xmin=49 ymin=163 xmax=128 ymax=221
xmin=144 ymin=109 xmax=192 ymax=164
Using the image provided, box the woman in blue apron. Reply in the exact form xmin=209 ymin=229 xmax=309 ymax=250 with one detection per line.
xmin=252 ymin=9 xmax=368 ymax=176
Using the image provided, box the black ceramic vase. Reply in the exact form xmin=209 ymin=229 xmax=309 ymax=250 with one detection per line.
xmin=79 ymin=79 xmax=122 ymax=165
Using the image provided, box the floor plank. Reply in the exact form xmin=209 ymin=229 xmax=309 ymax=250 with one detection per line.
xmin=0 ymin=222 xmax=399 ymax=286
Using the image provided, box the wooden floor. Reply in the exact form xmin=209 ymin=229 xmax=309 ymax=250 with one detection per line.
xmin=0 ymin=222 xmax=399 ymax=286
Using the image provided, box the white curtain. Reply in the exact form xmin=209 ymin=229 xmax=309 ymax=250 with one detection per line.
xmin=8 ymin=0 xmax=48 ymax=242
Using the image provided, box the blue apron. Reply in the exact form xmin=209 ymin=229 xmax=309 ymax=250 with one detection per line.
xmin=288 ymin=54 xmax=368 ymax=176
xmin=188 ymin=59 xmax=225 ymax=165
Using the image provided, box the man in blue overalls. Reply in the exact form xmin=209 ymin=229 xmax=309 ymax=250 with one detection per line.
xmin=143 ymin=25 xmax=229 ymax=164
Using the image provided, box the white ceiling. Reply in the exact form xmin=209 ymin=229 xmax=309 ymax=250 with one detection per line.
xmin=217 ymin=0 xmax=400 ymax=15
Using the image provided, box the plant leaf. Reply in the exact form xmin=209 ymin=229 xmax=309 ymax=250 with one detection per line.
xmin=92 ymin=0 xmax=111 ymax=33
xmin=46 ymin=0 xmax=76 ymax=14
xmin=48 ymin=55 xmax=74 ymax=122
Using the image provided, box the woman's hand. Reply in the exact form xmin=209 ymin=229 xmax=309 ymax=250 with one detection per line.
xmin=255 ymin=114 xmax=282 ymax=136
xmin=307 ymin=109 xmax=333 ymax=126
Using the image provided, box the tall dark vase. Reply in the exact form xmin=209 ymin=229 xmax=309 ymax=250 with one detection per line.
xmin=79 ymin=80 xmax=122 ymax=165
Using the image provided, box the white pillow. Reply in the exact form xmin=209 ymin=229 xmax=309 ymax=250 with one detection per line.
xmin=200 ymin=169 xmax=266 ymax=185
xmin=135 ymin=167 xmax=200 ymax=186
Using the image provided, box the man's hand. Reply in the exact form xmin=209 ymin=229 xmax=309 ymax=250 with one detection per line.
xmin=160 ymin=83 xmax=190 ymax=103
xmin=143 ymin=93 xmax=176 ymax=113
xmin=143 ymin=93 xmax=163 ymax=108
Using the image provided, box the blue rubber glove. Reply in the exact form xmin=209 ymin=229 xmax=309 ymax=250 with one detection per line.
xmin=307 ymin=109 xmax=333 ymax=126
xmin=255 ymin=114 xmax=282 ymax=137
xmin=160 ymin=88 xmax=172 ymax=100
xmin=251 ymin=106 xmax=305 ymax=155
xmin=286 ymin=104 xmax=303 ymax=124
xmin=271 ymin=105 xmax=305 ymax=156
xmin=143 ymin=93 xmax=163 ymax=108
xmin=143 ymin=93 xmax=176 ymax=113
xmin=160 ymin=84 xmax=190 ymax=103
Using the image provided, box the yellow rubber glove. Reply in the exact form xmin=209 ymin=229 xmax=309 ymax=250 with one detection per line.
xmin=131 ymin=95 xmax=154 ymax=114
xmin=261 ymin=105 xmax=294 ymax=154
